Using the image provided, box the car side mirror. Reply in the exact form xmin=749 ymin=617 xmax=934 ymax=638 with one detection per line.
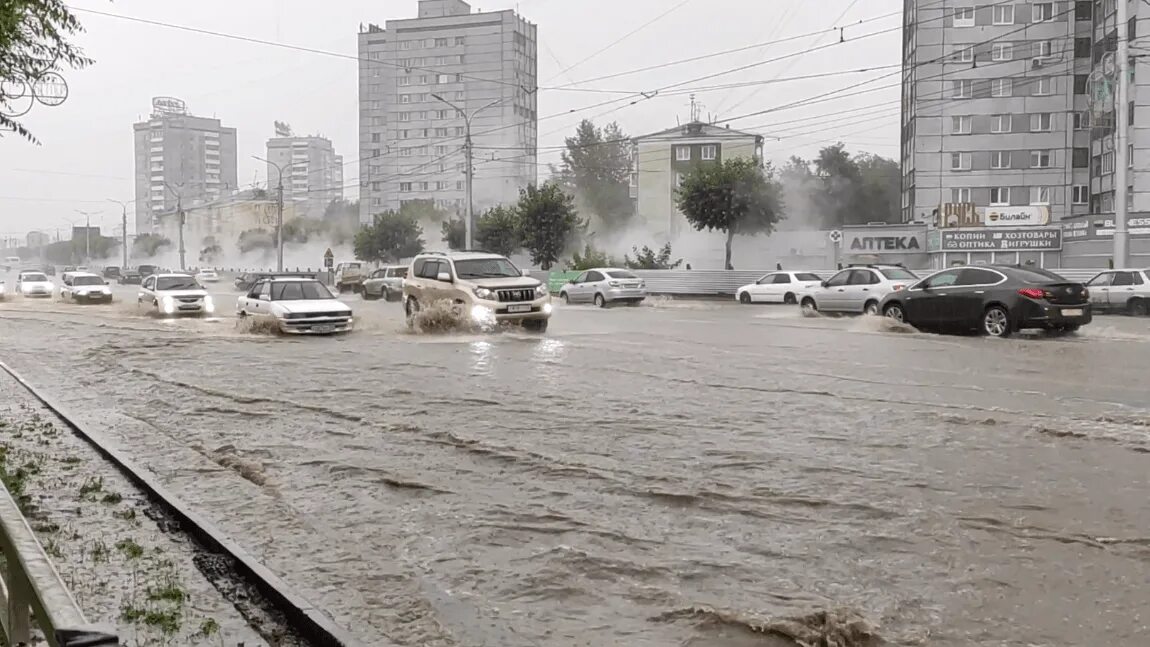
xmin=521 ymin=269 xmax=531 ymax=277
xmin=436 ymin=272 xmax=452 ymax=283
xmin=821 ymin=281 xmax=829 ymax=288
xmin=258 ymin=294 xmax=270 ymax=301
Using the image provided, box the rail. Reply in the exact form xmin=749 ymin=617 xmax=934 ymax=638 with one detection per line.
xmin=0 ymin=483 xmax=118 ymax=647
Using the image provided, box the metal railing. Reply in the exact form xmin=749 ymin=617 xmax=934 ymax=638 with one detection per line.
xmin=0 ymin=484 xmax=118 ymax=647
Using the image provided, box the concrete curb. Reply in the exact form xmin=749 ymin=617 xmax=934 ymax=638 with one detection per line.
xmin=0 ymin=360 xmax=369 ymax=647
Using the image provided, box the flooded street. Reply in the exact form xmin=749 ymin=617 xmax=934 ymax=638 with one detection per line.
xmin=2 ymin=279 xmax=1149 ymax=646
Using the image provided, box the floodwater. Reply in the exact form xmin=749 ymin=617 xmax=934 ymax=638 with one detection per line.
xmin=1 ymin=274 xmax=1149 ymax=646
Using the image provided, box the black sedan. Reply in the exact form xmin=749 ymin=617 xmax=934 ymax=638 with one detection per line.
xmin=879 ymin=265 xmax=1091 ymax=337
xmin=119 ymin=269 xmax=142 ymax=285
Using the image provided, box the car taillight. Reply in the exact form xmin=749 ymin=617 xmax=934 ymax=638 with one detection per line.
xmin=1018 ymin=287 xmax=1045 ymax=299
xmin=892 ymin=284 xmax=906 ymax=291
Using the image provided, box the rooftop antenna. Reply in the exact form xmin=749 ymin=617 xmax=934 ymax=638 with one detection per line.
xmin=688 ymin=94 xmax=705 ymax=123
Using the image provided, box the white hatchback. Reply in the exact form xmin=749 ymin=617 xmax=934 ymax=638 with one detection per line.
xmin=736 ymin=271 xmax=824 ymax=305
xmin=799 ymin=265 xmax=920 ymax=315
xmin=139 ymin=273 xmax=214 ymax=316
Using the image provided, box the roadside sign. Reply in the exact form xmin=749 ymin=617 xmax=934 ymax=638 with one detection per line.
xmin=828 ymin=230 xmax=843 ymax=244
xmin=323 ymin=248 xmax=334 ymax=269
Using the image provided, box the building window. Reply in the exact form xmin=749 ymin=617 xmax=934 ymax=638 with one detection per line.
xmin=400 ymin=147 xmax=412 ymax=157
xmin=991 ymin=151 xmax=1011 ymax=169
xmin=435 ymin=145 xmax=448 ymax=155
xmin=952 ymin=44 xmax=974 ymax=62
xmin=1073 ymin=111 xmax=1090 ymax=129
xmin=454 ymin=127 xmax=465 ymax=136
xmin=1030 ymin=113 xmax=1053 ymax=132
xmin=372 ymin=148 xmax=380 ymax=158
xmin=951 ymin=79 xmax=972 ymax=98
xmin=950 ymin=152 xmax=972 ymax=170
xmin=951 ymin=187 xmax=972 ymax=203
xmin=991 ymin=43 xmax=1013 ymax=61
xmin=1033 ymin=2 xmax=1054 ymax=22
xmin=400 ymin=94 xmax=411 ymax=104
xmin=1130 ymin=143 xmax=1135 ymax=168
xmin=1030 ymin=150 xmax=1052 ymax=168
xmin=435 ymin=38 xmax=448 ymax=47
xmin=990 ymin=187 xmax=1010 ymax=206
xmin=455 ymin=36 xmax=466 ymax=46
xmin=1076 ymin=1 xmax=1093 ymax=21
xmin=701 ymin=145 xmax=717 ymax=160
xmin=400 ymin=182 xmax=412 ymax=192
xmin=371 ymin=133 xmax=381 ymax=143
xmin=953 ymin=6 xmax=975 ymax=27
xmin=1103 ymin=152 xmax=1115 ymax=173
xmin=991 ymin=78 xmax=1013 ymax=97
xmin=433 ymin=110 xmax=446 ymax=119
xmin=1074 ymin=74 xmax=1088 ymax=94
xmin=457 ymin=181 xmax=464 ymax=190
xmin=1073 ymin=147 xmax=1090 ymax=167
xmin=371 ymin=182 xmax=381 ymax=191
xmin=1072 ymin=185 xmax=1089 ymax=204
xmin=1033 ymin=77 xmax=1053 ymax=95
xmin=454 ymin=91 xmax=465 ymax=100
xmin=399 ymin=112 xmax=410 ymax=122
xmin=435 ymin=127 xmax=448 ymax=136
xmin=1029 ymin=187 xmax=1050 ymax=205
xmin=991 ymin=114 xmax=1012 ymax=133
xmin=951 ymin=115 xmax=972 ymax=134
xmin=372 ymin=197 xmax=382 ymax=206
xmin=1034 ymin=40 xmax=1053 ymax=59
xmin=675 ymin=146 xmax=691 ymax=161
xmin=992 ymin=5 xmax=1014 ymax=24
xmin=1074 ymin=37 xmax=1091 ymax=58
xmin=399 ymin=77 xmax=411 ymax=86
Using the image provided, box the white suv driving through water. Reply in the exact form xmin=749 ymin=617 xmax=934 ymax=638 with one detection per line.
xmin=799 ymin=265 xmax=919 ymax=315
xmin=403 ymin=251 xmax=552 ymax=331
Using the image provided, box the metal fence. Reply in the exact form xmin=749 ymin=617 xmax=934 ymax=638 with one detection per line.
xmin=0 ymin=484 xmax=118 ymax=646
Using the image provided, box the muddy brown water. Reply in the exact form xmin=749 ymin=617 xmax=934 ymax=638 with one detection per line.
xmin=2 ymin=279 xmax=1150 ymax=646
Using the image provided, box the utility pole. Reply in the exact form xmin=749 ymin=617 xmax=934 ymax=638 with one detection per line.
xmin=1114 ymin=0 xmax=1132 ymax=268
xmin=163 ymin=182 xmax=187 ymax=271
xmin=74 ymin=209 xmax=101 ymax=266
xmin=432 ymin=94 xmax=507 ymax=250
xmin=253 ymin=155 xmax=297 ymax=272
xmin=107 ymin=199 xmax=129 ymax=268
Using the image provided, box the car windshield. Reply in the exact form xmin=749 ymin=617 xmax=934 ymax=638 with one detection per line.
xmin=156 ymin=276 xmax=202 ymax=291
xmin=880 ymin=268 xmax=918 ymax=280
xmin=795 ymin=273 xmax=821 ymax=281
xmin=455 ymin=258 xmax=520 ymax=279
xmin=21 ymin=273 xmax=47 ymax=282
xmin=73 ymin=276 xmax=103 ymax=286
xmin=606 ymin=270 xmax=638 ymax=279
xmin=271 ymin=281 xmax=334 ymax=300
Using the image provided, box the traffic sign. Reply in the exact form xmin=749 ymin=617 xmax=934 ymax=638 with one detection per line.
xmin=323 ymin=248 xmax=334 ymax=269
xmin=829 ymin=230 xmax=843 ymax=244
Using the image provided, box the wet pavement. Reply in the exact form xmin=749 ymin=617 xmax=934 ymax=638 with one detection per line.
xmin=1 ymin=275 xmax=1149 ymax=646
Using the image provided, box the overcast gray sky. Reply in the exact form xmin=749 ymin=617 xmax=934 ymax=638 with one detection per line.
xmin=0 ymin=0 xmax=902 ymax=238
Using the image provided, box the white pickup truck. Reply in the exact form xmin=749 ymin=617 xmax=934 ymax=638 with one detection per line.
xmin=236 ymin=276 xmax=353 ymax=335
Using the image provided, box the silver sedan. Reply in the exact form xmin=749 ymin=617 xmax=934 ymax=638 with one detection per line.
xmin=559 ymin=268 xmax=646 ymax=307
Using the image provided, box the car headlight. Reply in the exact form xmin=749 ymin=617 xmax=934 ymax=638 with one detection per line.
xmin=535 ymin=284 xmax=549 ymax=297
xmin=204 ymin=295 xmax=215 ymax=312
xmin=473 ymin=287 xmax=493 ymax=299
xmin=162 ymin=295 xmax=176 ymax=313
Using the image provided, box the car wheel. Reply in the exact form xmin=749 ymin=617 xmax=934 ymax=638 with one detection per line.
xmin=883 ymin=303 xmax=905 ymax=322
xmin=1129 ymin=298 xmax=1148 ymax=317
xmin=983 ymin=305 xmax=1012 ymax=338
xmin=523 ymin=318 xmax=549 ymax=333
xmin=739 ymin=292 xmax=751 ymax=304
xmin=801 ymin=297 xmax=817 ymax=312
xmin=380 ymin=288 xmax=389 ymax=302
xmin=405 ymin=297 xmax=420 ymax=327
xmin=863 ymin=300 xmax=880 ymax=316
xmin=784 ymin=292 xmax=797 ymax=305
xmin=561 ymin=291 xmax=569 ymax=304
xmin=594 ymin=293 xmax=606 ymax=308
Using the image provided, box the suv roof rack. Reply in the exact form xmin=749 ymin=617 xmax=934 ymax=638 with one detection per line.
xmin=847 ymin=262 xmax=905 ymax=269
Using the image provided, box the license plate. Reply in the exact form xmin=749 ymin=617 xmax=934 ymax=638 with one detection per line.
xmin=508 ymin=304 xmax=532 ymax=313
xmin=314 ymin=324 xmax=335 ymax=333
xmin=1062 ymin=308 xmax=1084 ymax=317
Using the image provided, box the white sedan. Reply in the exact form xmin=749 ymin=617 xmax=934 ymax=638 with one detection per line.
xmin=736 ymin=271 xmax=824 ymax=305
xmin=15 ymin=271 xmax=54 ymax=298
xmin=236 ymin=277 xmax=353 ymax=335
xmin=196 ymin=269 xmax=221 ymax=283
xmin=138 ymin=273 xmax=214 ymax=316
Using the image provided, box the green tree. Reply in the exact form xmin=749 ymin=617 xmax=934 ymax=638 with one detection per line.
xmin=1 ymin=1 xmax=93 ymax=142
xmin=624 ymin=243 xmax=682 ymax=270
xmin=237 ymin=228 xmax=274 ymax=254
xmin=676 ymin=157 xmax=784 ymax=270
xmin=474 ymin=205 xmax=522 ymax=257
xmin=566 ymin=244 xmax=617 ymax=271
xmin=354 ymin=211 xmax=424 ymax=263
xmin=518 ymin=183 xmax=582 ymax=271
xmin=557 ymin=119 xmax=634 ymax=231
xmin=854 ymin=152 xmax=901 ymax=225
xmin=132 ymin=233 xmax=171 ymax=258
xmin=441 ymin=219 xmax=465 ymax=250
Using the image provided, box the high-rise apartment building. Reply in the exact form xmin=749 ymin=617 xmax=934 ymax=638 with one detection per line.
xmin=901 ymin=1 xmax=1099 ymax=224
xmin=133 ymin=97 xmax=237 ymax=234
xmin=357 ymin=0 xmax=538 ymax=222
xmin=265 ymin=130 xmax=344 ymax=220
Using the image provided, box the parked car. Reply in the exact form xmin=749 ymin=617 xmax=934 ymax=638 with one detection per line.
xmin=880 ymin=265 xmax=1092 ymax=337
xmin=15 ymin=271 xmax=53 ymax=298
xmin=103 ymin=266 xmax=121 ymax=279
xmin=60 ymin=271 xmax=112 ymax=303
xmin=559 ymin=268 xmax=646 ymax=307
xmin=138 ymin=273 xmax=213 ymax=316
xmin=2 ymin=256 xmax=20 ymax=272
xmin=334 ymin=262 xmax=366 ymax=293
xmin=799 ymin=265 xmax=920 ymax=315
xmin=195 ymin=269 xmax=221 ymax=283
xmin=1085 ymin=269 xmax=1150 ymax=316
xmin=236 ymin=277 xmax=353 ymax=335
xmin=736 ymin=271 xmax=824 ymax=304
xmin=41 ymin=265 xmax=56 ymax=276
xmin=404 ymin=251 xmax=551 ymax=331
xmin=119 ymin=269 xmax=143 ymax=285
xmin=362 ymin=266 xmax=407 ymax=301
xmin=137 ymin=264 xmax=158 ymax=279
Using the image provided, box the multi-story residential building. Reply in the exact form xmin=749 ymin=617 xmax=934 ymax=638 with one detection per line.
xmin=632 ymin=121 xmax=764 ymax=240
xmin=133 ymin=97 xmax=238 ymax=234
xmin=264 ymin=133 xmax=344 ymax=220
xmin=357 ymin=0 xmax=538 ymax=222
xmin=901 ymin=1 xmax=1095 ymax=224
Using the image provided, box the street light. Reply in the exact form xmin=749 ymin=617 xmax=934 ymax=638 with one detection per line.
xmin=107 ymin=199 xmax=129 ymax=269
xmin=74 ymin=209 xmax=102 ymax=266
xmin=253 ymin=155 xmax=307 ymax=272
xmin=430 ymin=94 xmax=507 ymax=250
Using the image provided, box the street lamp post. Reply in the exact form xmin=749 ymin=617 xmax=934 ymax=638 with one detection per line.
xmin=107 ymin=199 xmax=129 ymax=269
xmin=162 ymin=182 xmax=187 ymax=271
xmin=431 ymin=94 xmax=506 ymax=250
xmin=253 ymin=155 xmax=306 ymax=272
xmin=74 ymin=209 xmax=101 ymax=266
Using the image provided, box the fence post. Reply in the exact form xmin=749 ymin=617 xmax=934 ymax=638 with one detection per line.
xmin=6 ymin=567 xmax=32 ymax=644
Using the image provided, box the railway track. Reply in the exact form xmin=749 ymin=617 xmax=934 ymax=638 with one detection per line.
xmin=0 ymin=359 xmax=370 ymax=647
